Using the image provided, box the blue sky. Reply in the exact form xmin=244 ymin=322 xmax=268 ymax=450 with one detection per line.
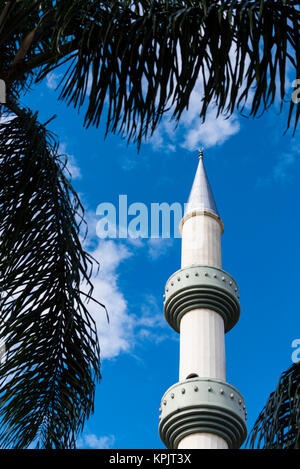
xmin=21 ymin=70 xmax=300 ymax=449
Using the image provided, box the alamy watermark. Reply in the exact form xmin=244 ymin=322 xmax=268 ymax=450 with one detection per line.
xmin=96 ymin=195 xmax=187 ymax=239
xmin=291 ymin=339 xmax=300 ymax=364
xmin=292 ymin=79 xmax=300 ymax=104
xmin=0 ymin=79 xmax=6 ymax=104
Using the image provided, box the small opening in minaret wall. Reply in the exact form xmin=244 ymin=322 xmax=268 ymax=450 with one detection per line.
xmin=186 ymin=373 xmax=199 ymax=379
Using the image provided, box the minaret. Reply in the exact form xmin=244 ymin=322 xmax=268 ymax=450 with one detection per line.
xmin=159 ymin=151 xmax=247 ymax=449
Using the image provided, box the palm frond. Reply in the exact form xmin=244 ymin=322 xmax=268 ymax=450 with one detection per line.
xmin=0 ymin=107 xmax=102 ymax=449
xmin=1 ymin=1 xmax=299 ymax=148
xmin=44 ymin=0 xmax=300 ymax=147
xmin=247 ymin=362 xmax=300 ymax=449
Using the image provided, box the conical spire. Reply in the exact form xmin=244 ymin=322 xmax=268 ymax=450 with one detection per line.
xmin=185 ymin=150 xmax=219 ymax=217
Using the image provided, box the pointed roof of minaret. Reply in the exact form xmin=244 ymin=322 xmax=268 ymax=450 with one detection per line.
xmin=185 ymin=150 xmax=220 ymax=217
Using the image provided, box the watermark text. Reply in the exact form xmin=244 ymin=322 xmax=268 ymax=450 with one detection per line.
xmin=291 ymin=339 xmax=300 ymax=363
xmin=96 ymin=195 xmax=186 ymax=239
xmin=292 ymin=79 xmax=300 ymax=104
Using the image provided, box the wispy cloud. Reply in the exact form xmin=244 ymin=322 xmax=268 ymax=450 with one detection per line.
xmin=147 ymin=238 xmax=173 ymax=260
xmin=136 ymin=295 xmax=170 ymax=345
xmin=145 ymin=89 xmax=240 ymax=154
xmin=85 ymin=240 xmax=135 ymax=360
xmin=77 ymin=433 xmax=115 ymax=449
xmin=82 ymin=236 xmax=172 ymax=360
xmin=80 ymin=207 xmax=174 ymax=360
xmin=257 ymin=150 xmax=298 ymax=187
xmin=145 ymin=45 xmax=245 ymax=153
xmin=181 ymin=109 xmax=240 ymax=150
xmin=46 ymin=72 xmax=62 ymax=90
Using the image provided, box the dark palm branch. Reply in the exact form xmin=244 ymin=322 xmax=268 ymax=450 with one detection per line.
xmin=247 ymin=362 xmax=300 ymax=449
xmin=0 ymin=108 xmax=102 ymax=449
xmin=1 ymin=1 xmax=300 ymax=148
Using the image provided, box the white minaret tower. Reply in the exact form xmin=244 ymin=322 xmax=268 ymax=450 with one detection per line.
xmin=159 ymin=151 xmax=247 ymax=450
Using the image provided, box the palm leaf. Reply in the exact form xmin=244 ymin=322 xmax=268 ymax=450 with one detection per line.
xmin=0 ymin=107 xmax=102 ymax=449
xmin=1 ymin=1 xmax=299 ymax=148
xmin=247 ymin=362 xmax=300 ymax=449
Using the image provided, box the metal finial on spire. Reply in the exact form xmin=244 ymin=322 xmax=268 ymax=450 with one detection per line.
xmin=185 ymin=150 xmax=220 ymax=217
xmin=198 ymin=148 xmax=204 ymax=160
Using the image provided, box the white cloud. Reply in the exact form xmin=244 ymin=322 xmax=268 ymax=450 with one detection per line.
xmin=257 ymin=150 xmax=298 ymax=187
xmin=46 ymin=72 xmax=61 ymax=90
xmin=181 ymin=109 xmax=240 ymax=151
xmin=84 ymin=238 xmax=172 ymax=359
xmin=66 ymin=154 xmax=82 ymax=180
xmin=176 ymin=62 xmax=241 ymax=151
xmin=77 ymin=433 xmax=115 ymax=449
xmin=146 ymin=82 xmax=240 ymax=153
xmin=148 ymin=119 xmax=177 ymax=153
xmin=81 ymin=233 xmax=174 ymax=359
xmin=147 ymin=238 xmax=173 ymax=260
xmin=137 ymin=295 xmax=165 ymax=329
xmin=79 ymin=208 xmax=175 ymax=361
xmin=135 ymin=295 xmax=170 ymax=345
xmin=86 ymin=240 xmax=135 ymax=360
xmin=127 ymin=236 xmax=144 ymax=248
xmin=144 ymin=43 xmax=261 ymax=154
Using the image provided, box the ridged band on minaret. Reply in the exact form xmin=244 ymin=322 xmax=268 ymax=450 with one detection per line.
xmin=159 ymin=378 xmax=247 ymax=449
xmin=179 ymin=209 xmax=224 ymax=235
xmin=164 ymin=265 xmax=240 ymax=333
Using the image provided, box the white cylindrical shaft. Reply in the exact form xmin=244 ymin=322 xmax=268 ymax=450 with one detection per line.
xmin=178 ymin=433 xmax=228 ymax=449
xmin=179 ymin=212 xmax=227 ymax=449
xmin=179 ymin=308 xmax=226 ymax=381
xmin=181 ymin=213 xmax=222 ymax=268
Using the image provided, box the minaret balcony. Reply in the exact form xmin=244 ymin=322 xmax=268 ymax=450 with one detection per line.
xmin=164 ymin=265 xmax=240 ymax=333
xmin=159 ymin=377 xmax=247 ymax=449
